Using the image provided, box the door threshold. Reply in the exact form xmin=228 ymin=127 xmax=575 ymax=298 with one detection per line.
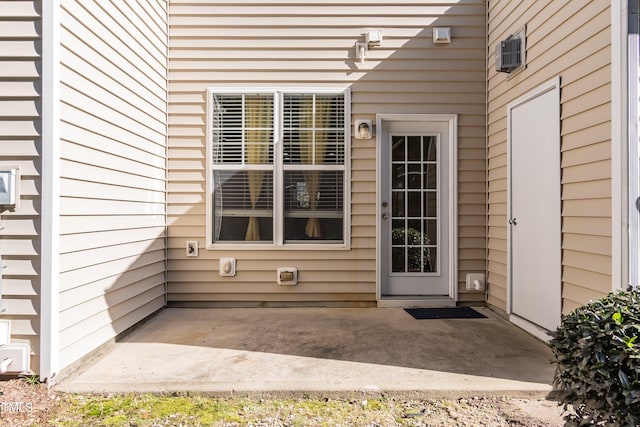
xmin=378 ymin=296 xmax=456 ymax=308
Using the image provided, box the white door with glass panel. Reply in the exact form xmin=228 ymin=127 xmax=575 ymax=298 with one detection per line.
xmin=380 ymin=120 xmax=450 ymax=296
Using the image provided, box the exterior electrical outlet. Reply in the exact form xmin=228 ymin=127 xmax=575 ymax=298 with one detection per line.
xmin=0 ymin=168 xmax=19 ymax=207
xmin=277 ymin=267 xmax=298 ymax=285
xmin=186 ymin=241 xmax=198 ymax=257
xmin=0 ymin=343 xmax=31 ymax=373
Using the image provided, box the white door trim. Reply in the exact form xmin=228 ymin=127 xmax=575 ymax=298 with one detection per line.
xmin=506 ymin=77 xmax=561 ymax=320
xmin=375 ymin=114 xmax=458 ymax=305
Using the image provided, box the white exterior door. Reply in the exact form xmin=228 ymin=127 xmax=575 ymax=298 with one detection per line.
xmin=380 ymin=118 xmax=453 ymax=297
xmin=509 ymin=79 xmax=561 ymax=334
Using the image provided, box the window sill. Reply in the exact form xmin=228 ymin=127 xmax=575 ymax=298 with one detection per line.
xmin=218 ymin=209 xmax=343 ymax=219
xmin=206 ymin=242 xmax=350 ymax=251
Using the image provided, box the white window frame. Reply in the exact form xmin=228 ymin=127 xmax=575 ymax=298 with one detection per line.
xmin=205 ymin=87 xmax=351 ymax=250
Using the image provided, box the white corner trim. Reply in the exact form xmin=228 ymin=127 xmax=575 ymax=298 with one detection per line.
xmin=611 ymin=0 xmax=626 ymax=291
xmin=40 ymin=0 xmax=61 ymax=381
xmin=629 ymin=1 xmax=640 ymax=290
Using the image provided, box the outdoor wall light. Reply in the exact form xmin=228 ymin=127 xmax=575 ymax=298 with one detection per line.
xmin=433 ymin=27 xmax=451 ymax=44
xmin=355 ymin=30 xmax=383 ymax=65
xmin=354 ymin=119 xmax=373 ymax=139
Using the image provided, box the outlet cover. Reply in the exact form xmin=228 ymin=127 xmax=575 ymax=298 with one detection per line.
xmin=186 ymin=241 xmax=199 ymax=257
xmin=0 ymin=343 xmax=30 ymax=373
xmin=277 ymin=267 xmax=298 ymax=285
xmin=0 ymin=168 xmax=19 ymax=207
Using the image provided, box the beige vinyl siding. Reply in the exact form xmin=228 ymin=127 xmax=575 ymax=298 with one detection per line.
xmin=487 ymin=1 xmax=612 ymax=313
xmin=58 ymin=0 xmax=167 ymax=370
xmin=168 ymin=1 xmax=486 ymax=304
xmin=0 ymin=0 xmax=42 ymax=370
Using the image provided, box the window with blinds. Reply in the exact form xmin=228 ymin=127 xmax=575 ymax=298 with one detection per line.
xmin=209 ymin=89 xmax=348 ymax=245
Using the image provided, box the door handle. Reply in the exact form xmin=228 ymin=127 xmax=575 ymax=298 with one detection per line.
xmin=509 ymin=218 xmax=518 ymax=225
xmin=382 ymin=213 xmax=389 ymax=219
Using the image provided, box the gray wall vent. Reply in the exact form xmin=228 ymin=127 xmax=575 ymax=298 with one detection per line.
xmin=495 ymin=37 xmax=522 ymax=73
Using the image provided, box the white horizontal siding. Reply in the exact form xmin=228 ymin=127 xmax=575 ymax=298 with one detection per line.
xmin=58 ymin=0 xmax=168 ymax=371
xmin=0 ymin=0 xmax=42 ymax=368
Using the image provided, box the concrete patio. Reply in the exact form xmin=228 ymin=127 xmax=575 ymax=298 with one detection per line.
xmin=56 ymin=307 xmax=557 ymax=398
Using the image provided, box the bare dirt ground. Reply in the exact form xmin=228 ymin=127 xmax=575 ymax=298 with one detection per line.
xmin=0 ymin=379 xmax=567 ymax=426
xmin=0 ymin=379 xmax=60 ymax=427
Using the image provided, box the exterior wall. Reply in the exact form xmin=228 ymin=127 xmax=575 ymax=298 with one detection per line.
xmin=58 ymin=0 xmax=167 ymax=370
xmin=487 ymin=1 xmax=612 ymax=313
xmin=0 ymin=0 xmax=42 ymax=370
xmin=167 ymin=1 xmax=486 ymax=305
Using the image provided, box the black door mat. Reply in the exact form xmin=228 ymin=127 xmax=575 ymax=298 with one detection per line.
xmin=404 ymin=307 xmax=487 ymax=319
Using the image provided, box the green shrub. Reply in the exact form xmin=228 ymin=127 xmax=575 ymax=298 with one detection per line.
xmin=548 ymin=288 xmax=640 ymax=426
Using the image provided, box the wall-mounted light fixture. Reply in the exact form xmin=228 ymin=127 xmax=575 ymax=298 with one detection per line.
xmin=432 ymin=27 xmax=451 ymax=44
xmin=354 ymin=119 xmax=373 ymax=139
xmin=366 ymin=30 xmax=383 ymax=46
xmin=355 ymin=30 xmax=383 ymax=65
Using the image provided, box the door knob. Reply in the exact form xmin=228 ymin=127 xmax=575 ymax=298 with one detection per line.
xmin=382 ymin=213 xmax=389 ymax=219
xmin=509 ymin=218 xmax=518 ymax=225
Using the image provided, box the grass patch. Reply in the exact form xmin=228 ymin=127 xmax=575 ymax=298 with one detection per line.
xmin=53 ymin=394 xmax=247 ymax=426
xmin=51 ymin=394 xmax=398 ymax=427
xmin=45 ymin=393 xmax=563 ymax=426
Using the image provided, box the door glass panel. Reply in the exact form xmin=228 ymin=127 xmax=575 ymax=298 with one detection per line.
xmin=425 ymin=219 xmax=437 ymax=245
xmin=407 ymin=246 xmax=422 ymax=272
xmin=392 ymin=164 xmax=405 ymax=189
xmin=407 ymin=136 xmax=421 ymax=161
xmin=424 ymin=163 xmax=437 ymax=189
xmin=392 ymin=136 xmax=405 ymax=161
xmin=390 ymin=135 xmax=438 ymax=274
xmin=407 ymin=164 xmax=421 ymax=189
xmin=391 ymin=192 xmax=404 ymax=217
xmin=392 ymin=247 xmax=405 ymax=272
xmin=392 ymin=219 xmax=405 ymax=245
xmin=407 ymin=192 xmax=421 ymax=217
xmin=423 ymin=248 xmax=437 ymax=272
xmin=424 ymin=191 xmax=437 ymax=218
xmin=423 ymin=138 xmax=437 ymax=162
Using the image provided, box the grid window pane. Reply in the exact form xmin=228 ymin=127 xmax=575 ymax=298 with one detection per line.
xmin=284 ymin=171 xmax=343 ymax=241
xmin=388 ymin=134 xmax=438 ymax=273
xmin=211 ymin=93 xmax=274 ymax=165
xmin=211 ymin=90 xmax=347 ymax=245
xmin=213 ymin=170 xmax=273 ymax=242
xmin=283 ymin=94 xmax=344 ymax=165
